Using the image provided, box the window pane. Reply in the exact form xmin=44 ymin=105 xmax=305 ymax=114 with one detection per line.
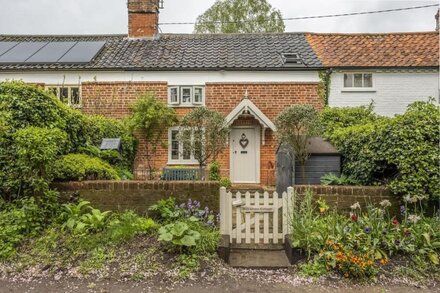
xmin=171 ymin=130 xmax=179 ymax=160
xmin=182 ymin=145 xmax=191 ymax=160
xmin=343 ymin=74 xmax=353 ymax=87
xmin=60 ymin=87 xmax=69 ymax=104
xmin=194 ymin=87 xmax=203 ymax=103
xmin=363 ymin=74 xmax=373 ymax=87
xmin=181 ymin=88 xmax=192 ymax=104
xmin=71 ymin=87 xmax=80 ymax=105
xmin=354 ymin=74 xmax=363 ymax=87
xmin=170 ymin=87 xmax=178 ymax=103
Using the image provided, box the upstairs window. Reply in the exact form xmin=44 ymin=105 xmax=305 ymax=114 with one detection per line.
xmin=343 ymin=73 xmax=373 ymax=88
xmin=168 ymin=86 xmax=205 ymax=107
xmin=46 ymin=85 xmax=81 ymax=107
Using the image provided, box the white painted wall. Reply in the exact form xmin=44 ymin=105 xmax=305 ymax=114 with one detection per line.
xmin=0 ymin=70 xmax=320 ymax=85
xmin=329 ymin=70 xmax=439 ymax=116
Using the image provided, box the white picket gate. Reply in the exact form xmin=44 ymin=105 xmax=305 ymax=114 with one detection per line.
xmin=220 ymin=187 xmax=293 ymax=244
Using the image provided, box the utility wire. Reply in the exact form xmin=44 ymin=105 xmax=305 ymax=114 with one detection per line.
xmin=158 ymin=4 xmax=438 ymax=26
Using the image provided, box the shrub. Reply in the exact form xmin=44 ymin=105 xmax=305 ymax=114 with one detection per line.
xmin=51 ymin=154 xmax=120 ymax=181
xmin=208 ymin=161 xmax=221 ymax=181
xmin=106 ymin=211 xmax=156 ymax=243
xmin=0 ymin=198 xmax=44 ymax=259
xmin=322 ymin=100 xmax=440 ymax=200
xmin=320 ymin=173 xmax=360 ymax=186
xmin=12 ymin=127 xmax=67 ymax=196
xmin=219 ymin=177 xmax=232 ymax=188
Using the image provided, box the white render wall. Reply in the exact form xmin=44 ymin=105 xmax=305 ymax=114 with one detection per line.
xmin=329 ymin=70 xmax=439 ymax=116
xmin=0 ymin=70 xmax=320 ymax=85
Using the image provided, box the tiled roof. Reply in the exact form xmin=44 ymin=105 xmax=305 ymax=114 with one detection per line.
xmin=0 ymin=33 xmax=322 ymax=71
xmin=305 ymin=32 xmax=439 ymax=68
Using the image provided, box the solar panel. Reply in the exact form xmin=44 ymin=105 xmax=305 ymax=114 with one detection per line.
xmin=25 ymin=42 xmax=76 ymax=63
xmin=0 ymin=42 xmax=18 ymax=56
xmin=0 ymin=42 xmax=47 ymax=63
xmin=58 ymin=41 xmax=106 ymax=63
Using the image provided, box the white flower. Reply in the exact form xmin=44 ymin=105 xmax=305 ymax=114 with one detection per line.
xmin=350 ymin=202 xmax=361 ymax=210
xmin=408 ymin=214 xmax=421 ymax=224
xmin=379 ymin=200 xmax=392 ymax=208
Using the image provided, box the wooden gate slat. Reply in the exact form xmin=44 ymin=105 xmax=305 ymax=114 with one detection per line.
xmin=273 ymin=191 xmax=279 ymax=244
xmin=254 ymin=191 xmax=260 ymax=244
xmin=263 ymin=191 xmax=269 ymax=244
xmin=245 ymin=191 xmax=251 ymax=244
xmin=235 ymin=192 xmax=242 ymax=243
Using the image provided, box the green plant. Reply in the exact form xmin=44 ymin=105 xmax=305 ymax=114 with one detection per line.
xmin=208 ymin=161 xmax=221 ymax=181
xmin=276 ymin=105 xmax=320 ymax=183
xmin=219 ymin=177 xmax=232 ymax=188
xmin=128 ymin=93 xmax=177 ymax=179
xmin=320 ymin=173 xmax=360 ymax=186
xmin=323 ymin=100 xmax=440 ymax=200
xmin=106 ymin=211 xmax=156 ymax=243
xmin=158 ymin=221 xmax=201 ymax=250
xmin=149 ymin=198 xmax=183 ymax=222
xmin=61 ymin=200 xmax=111 ymax=234
xmin=179 ymin=107 xmax=230 ymax=179
xmin=51 ymin=154 xmax=120 ymax=181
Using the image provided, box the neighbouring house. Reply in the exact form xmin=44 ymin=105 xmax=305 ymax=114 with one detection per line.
xmin=0 ymin=0 xmax=438 ymax=184
xmin=306 ymin=31 xmax=439 ymax=116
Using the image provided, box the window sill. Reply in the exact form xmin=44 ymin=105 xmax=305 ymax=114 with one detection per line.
xmin=167 ymin=161 xmax=199 ymax=165
xmin=341 ymin=88 xmax=376 ymax=93
xmin=168 ymin=104 xmax=205 ymax=108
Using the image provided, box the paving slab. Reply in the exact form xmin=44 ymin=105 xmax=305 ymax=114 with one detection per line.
xmin=229 ymin=249 xmax=290 ymax=268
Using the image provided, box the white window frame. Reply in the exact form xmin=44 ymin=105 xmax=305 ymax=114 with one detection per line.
xmin=168 ymin=86 xmax=179 ymax=105
xmin=342 ymin=73 xmax=376 ymax=92
xmin=167 ymin=85 xmax=205 ymax=107
xmin=180 ymin=87 xmax=193 ymax=106
xmin=167 ymin=127 xmax=198 ymax=165
xmin=45 ymin=85 xmax=82 ymax=107
xmin=193 ymin=86 xmax=204 ymax=105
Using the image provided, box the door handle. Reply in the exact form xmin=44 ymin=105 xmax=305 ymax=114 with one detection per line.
xmin=233 ymin=151 xmax=237 ymax=154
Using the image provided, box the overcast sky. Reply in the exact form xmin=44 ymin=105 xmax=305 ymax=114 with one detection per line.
xmin=0 ymin=0 xmax=438 ymax=35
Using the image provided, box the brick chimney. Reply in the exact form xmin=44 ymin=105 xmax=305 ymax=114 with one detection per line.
xmin=128 ymin=0 xmax=159 ymax=38
xmin=436 ymin=9 xmax=439 ymax=31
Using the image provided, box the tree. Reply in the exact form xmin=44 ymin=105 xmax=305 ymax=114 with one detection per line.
xmin=178 ymin=107 xmax=229 ymax=179
xmin=194 ymin=0 xmax=285 ymax=34
xmin=128 ymin=93 xmax=178 ymax=179
xmin=275 ymin=105 xmax=319 ymax=183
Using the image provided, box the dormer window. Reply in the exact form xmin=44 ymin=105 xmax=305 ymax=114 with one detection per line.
xmin=281 ymin=53 xmax=303 ymax=66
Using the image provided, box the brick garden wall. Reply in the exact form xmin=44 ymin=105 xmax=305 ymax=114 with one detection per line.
xmin=52 ymin=181 xmax=220 ymax=214
xmin=81 ymin=81 xmax=322 ymax=183
xmin=294 ymin=185 xmax=400 ymax=211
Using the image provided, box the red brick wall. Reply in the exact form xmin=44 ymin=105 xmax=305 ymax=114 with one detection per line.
xmin=81 ymin=81 xmax=322 ymax=184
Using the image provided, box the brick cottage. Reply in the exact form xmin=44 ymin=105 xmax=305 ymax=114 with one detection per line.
xmin=0 ymin=1 xmax=438 ymax=185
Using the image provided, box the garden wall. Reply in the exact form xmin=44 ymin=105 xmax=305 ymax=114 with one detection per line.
xmin=52 ymin=181 xmax=220 ymax=214
xmin=294 ymin=185 xmax=400 ymax=210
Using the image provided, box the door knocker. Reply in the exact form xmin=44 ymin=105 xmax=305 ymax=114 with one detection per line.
xmin=239 ymin=133 xmax=249 ymax=149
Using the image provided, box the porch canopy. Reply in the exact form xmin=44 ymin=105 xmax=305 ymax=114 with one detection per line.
xmin=225 ymin=94 xmax=276 ymax=145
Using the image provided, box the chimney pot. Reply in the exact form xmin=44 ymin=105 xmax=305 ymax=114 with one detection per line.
xmin=127 ymin=0 xmax=160 ymax=38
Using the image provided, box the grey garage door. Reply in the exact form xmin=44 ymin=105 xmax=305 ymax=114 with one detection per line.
xmin=295 ymin=155 xmax=341 ymax=185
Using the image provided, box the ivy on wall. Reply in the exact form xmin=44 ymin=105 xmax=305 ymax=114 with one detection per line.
xmin=317 ymin=70 xmax=331 ymax=106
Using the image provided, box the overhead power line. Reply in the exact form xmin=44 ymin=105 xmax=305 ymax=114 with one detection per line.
xmin=158 ymin=4 xmax=438 ymax=26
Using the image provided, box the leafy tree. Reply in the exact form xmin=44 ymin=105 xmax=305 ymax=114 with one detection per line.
xmin=275 ymin=105 xmax=319 ymax=183
xmin=179 ymin=107 xmax=229 ymax=179
xmin=128 ymin=93 xmax=178 ymax=179
xmin=194 ymin=0 xmax=285 ymax=34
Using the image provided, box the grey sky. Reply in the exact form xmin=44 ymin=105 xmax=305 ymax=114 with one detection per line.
xmin=0 ymin=0 xmax=438 ymax=35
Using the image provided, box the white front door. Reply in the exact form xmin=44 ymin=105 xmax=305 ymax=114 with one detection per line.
xmin=230 ymin=127 xmax=260 ymax=183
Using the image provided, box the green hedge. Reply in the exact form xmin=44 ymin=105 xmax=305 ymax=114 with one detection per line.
xmin=51 ymin=154 xmax=120 ymax=181
xmin=0 ymin=81 xmax=136 ymax=198
xmin=322 ymin=100 xmax=440 ymax=199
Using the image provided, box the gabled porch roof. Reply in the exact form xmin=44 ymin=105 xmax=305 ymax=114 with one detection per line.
xmin=225 ymin=93 xmax=276 ymax=132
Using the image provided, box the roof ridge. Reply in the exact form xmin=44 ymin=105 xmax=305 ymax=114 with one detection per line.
xmin=305 ymin=31 xmax=438 ymax=36
xmin=0 ymin=34 xmax=127 ymax=38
